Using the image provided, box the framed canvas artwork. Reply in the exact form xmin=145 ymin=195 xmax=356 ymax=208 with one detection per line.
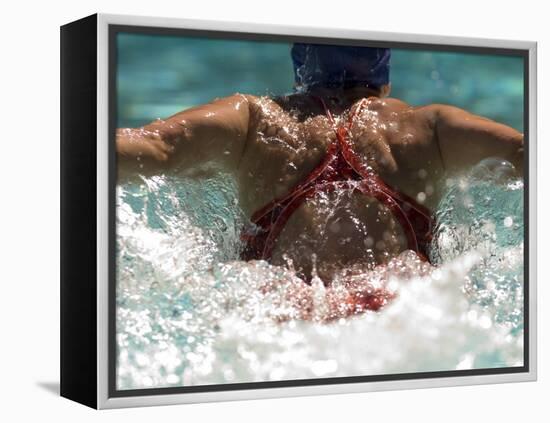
xmin=60 ymin=13 xmax=537 ymax=409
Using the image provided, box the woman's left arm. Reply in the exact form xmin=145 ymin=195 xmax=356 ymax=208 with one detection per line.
xmin=416 ymin=104 xmax=524 ymax=173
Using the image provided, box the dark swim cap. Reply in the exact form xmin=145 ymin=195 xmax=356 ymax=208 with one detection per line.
xmin=291 ymin=43 xmax=391 ymax=92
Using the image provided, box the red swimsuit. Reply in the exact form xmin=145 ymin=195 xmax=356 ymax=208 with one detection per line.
xmin=240 ymin=95 xmax=434 ymax=270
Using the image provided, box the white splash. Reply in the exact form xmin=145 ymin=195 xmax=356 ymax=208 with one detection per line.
xmin=116 ymin=160 xmax=524 ymax=390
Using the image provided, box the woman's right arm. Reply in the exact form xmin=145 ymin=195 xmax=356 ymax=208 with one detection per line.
xmin=116 ymin=93 xmax=254 ymax=173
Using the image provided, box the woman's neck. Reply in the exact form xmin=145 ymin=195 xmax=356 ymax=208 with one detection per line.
xmin=306 ymin=86 xmax=381 ymax=107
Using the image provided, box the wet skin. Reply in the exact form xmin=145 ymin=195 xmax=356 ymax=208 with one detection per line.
xmin=116 ymin=88 xmax=524 ymax=291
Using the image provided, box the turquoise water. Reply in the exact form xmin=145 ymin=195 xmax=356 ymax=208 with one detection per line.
xmin=115 ymin=33 xmax=525 ymax=390
xmin=116 ymin=33 xmax=523 ymax=131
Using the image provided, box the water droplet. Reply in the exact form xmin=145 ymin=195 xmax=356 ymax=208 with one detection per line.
xmin=416 ymin=192 xmax=426 ymax=203
xmin=425 ymin=184 xmax=434 ymax=196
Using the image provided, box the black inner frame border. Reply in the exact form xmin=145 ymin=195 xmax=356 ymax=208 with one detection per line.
xmin=108 ymin=23 xmax=530 ymax=399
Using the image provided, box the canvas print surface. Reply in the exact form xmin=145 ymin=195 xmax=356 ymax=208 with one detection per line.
xmin=114 ymin=31 xmax=525 ymax=391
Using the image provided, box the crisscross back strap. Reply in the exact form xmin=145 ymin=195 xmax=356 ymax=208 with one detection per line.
xmin=240 ymin=95 xmax=434 ymax=263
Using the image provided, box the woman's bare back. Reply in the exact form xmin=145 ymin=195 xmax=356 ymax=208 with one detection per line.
xmin=236 ymin=94 xmax=444 ymax=210
xmin=235 ymin=93 xmax=445 ymax=281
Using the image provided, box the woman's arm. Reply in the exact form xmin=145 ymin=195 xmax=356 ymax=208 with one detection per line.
xmin=116 ymin=93 xmax=253 ymax=173
xmin=418 ymin=104 xmax=524 ymax=173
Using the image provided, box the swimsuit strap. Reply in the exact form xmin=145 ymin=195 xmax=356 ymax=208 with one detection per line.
xmin=241 ymin=95 xmax=434 ymax=262
xmin=312 ymin=96 xmax=434 ymax=257
xmin=241 ymin=96 xmax=362 ymax=260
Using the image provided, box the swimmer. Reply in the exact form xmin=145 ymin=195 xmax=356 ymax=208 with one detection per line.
xmin=117 ymin=44 xmax=523 ymax=320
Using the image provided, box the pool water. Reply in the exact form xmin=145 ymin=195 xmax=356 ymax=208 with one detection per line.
xmin=115 ymin=34 xmax=525 ymax=389
xmin=116 ymin=162 xmax=524 ymax=389
xmin=116 ymin=34 xmax=524 ymax=132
